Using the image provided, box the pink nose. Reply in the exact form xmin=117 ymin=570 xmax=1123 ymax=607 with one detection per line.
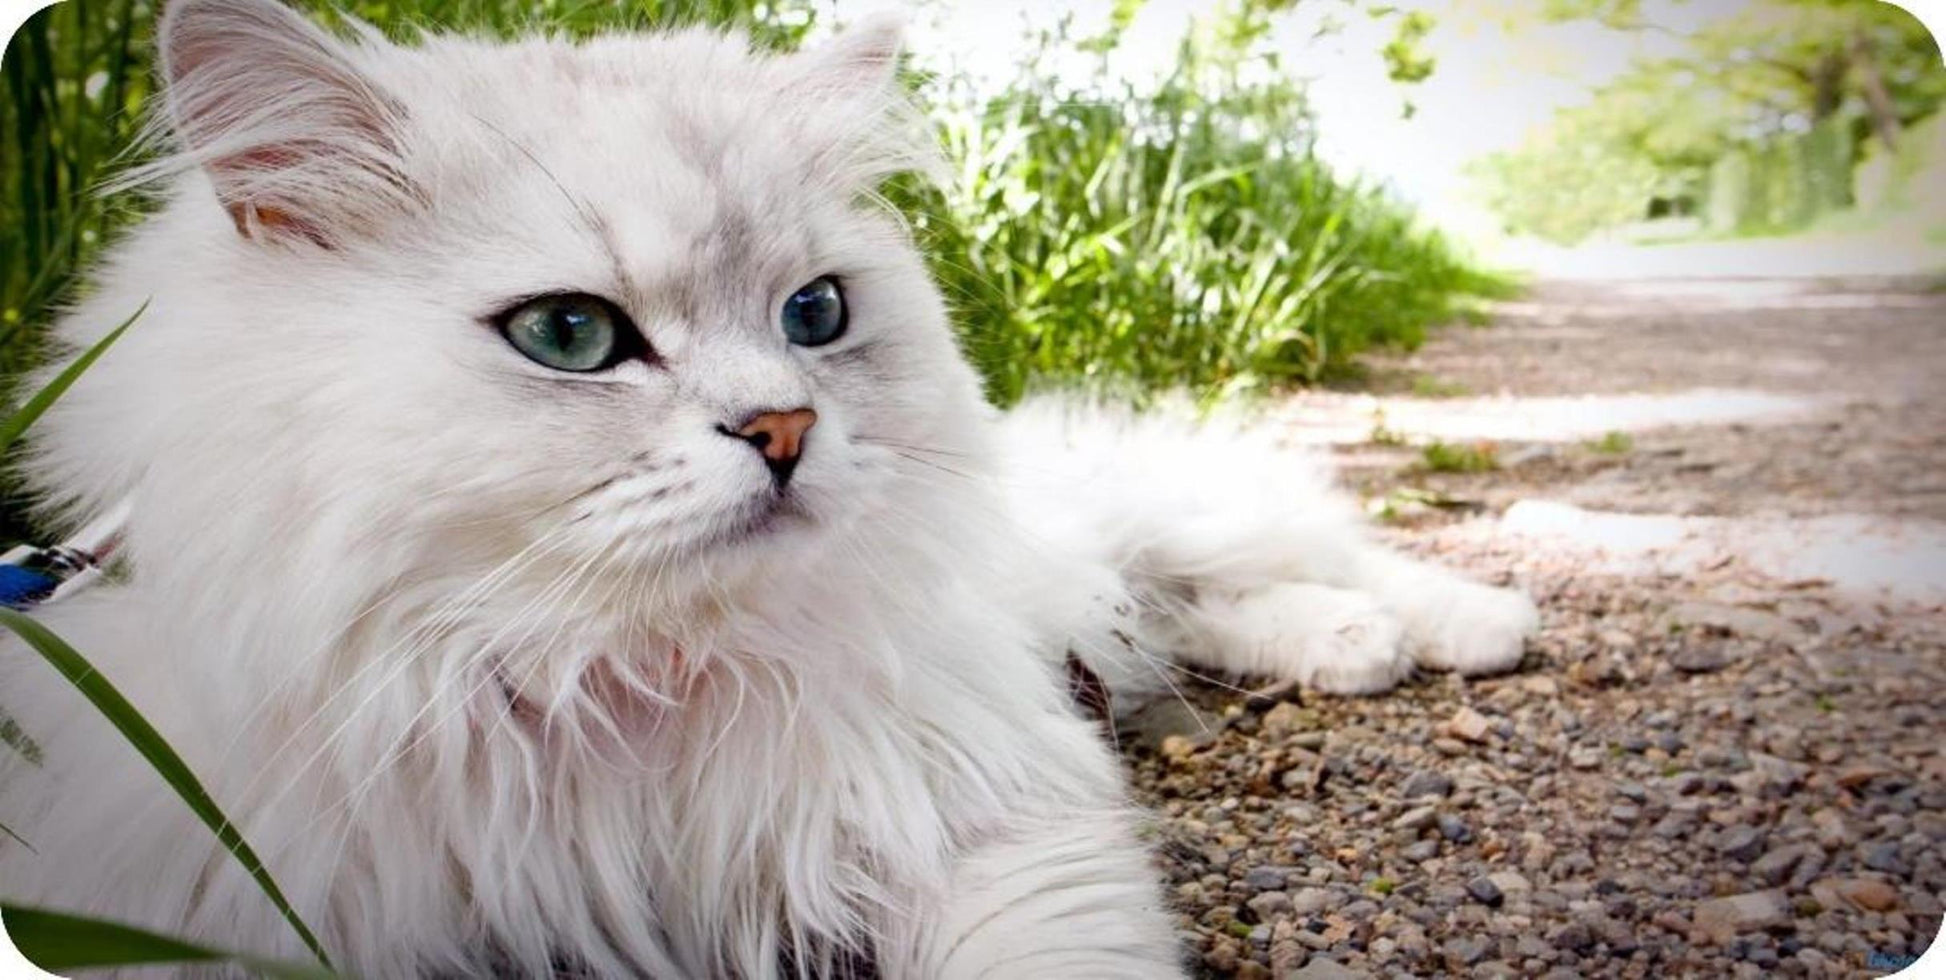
xmin=723 ymin=408 xmax=817 ymax=487
xmin=736 ymin=409 xmax=817 ymax=462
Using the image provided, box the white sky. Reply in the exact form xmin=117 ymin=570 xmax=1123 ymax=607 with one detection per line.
xmin=822 ymin=0 xmax=1751 ymax=227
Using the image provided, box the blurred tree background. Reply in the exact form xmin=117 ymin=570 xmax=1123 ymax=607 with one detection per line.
xmin=1472 ymin=0 xmax=1945 ymax=244
xmin=0 ymin=0 xmax=1503 ymax=420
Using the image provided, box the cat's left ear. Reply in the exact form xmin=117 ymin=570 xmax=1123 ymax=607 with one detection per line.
xmin=789 ymin=13 xmax=906 ymax=98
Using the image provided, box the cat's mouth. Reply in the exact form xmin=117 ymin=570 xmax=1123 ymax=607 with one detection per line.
xmin=713 ymin=489 xmax=814 ymax=547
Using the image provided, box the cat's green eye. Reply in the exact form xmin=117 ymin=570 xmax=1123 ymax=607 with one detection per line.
xmin=781 ymin=277 xmax=847 ymax=347
xmin=498 ymin=294 xmax=641 ymax=372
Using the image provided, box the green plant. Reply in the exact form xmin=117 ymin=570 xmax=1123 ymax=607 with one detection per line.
xmin=1418 ymin=439 xmax=1499 ymax=473
xmin=2 ymin=904 xmax=335 ymax=978
xmin=1409 ymin=374 xmax=1469 ymax=398
xmin=1585 ymin=430 xmax=1634 ymax=454
xmin=1368 ymin=407 xmax=1407 ymax=447
xmin=890 ymin=10 xmax=1511 ymax=407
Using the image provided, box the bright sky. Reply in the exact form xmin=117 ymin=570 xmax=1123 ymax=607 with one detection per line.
xmin=823 ymin=0 xmax=1729 ymax=230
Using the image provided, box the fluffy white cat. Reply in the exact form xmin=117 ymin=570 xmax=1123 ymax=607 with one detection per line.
xmin=0 ymin=2 xmax=1536 ymax=976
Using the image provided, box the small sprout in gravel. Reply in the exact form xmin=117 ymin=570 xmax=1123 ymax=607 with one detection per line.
xmin=1369 ymin=408 xmax=1407 ymax=446
xmin=1419 ymin=439 xmax=1499 ymax=473
xmin=1815 ymin=694 xmax=1837 ymax=712
xmin=1586 ymin=430 xmax=1635 ymax=454
xmin=1369 ymin=876 xmax=1397 ymax=895
xmin=1225 ymin=920 xmax=1254 ymax=939
xmin=1410 ymin=375 xmax=1470 ymax=398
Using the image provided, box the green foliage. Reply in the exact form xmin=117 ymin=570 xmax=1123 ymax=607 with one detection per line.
xmin=0 ymin=606 xmax=333 ymax=967
xmin=0 ymin=300 xmax=142 ymax=456
xmin=900 ymin=15 xmax=1507 ymax=406
xmin=1380 ymin=10 xmax=1437 ymax=86
xmin=1475 ymin=0 xmax=1946 ymax=243
xmin=1408 ymin=374 xmax=1468 ymax=398
xmin=3 ymin=904 xmax=339 ymax=978
xmin=1585 ymin=430 xmax=1633 ymax=454
xmin=1418 ymin=439 xmax=1498 ymax=473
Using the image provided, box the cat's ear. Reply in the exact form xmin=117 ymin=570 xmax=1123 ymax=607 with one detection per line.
xmin=782 ymin=14 xmax=939 ymax=188
xmin=791 ymin=13 xmax=906 ymax=98
xmin=156 ymin=0 xmax=415 ymax=245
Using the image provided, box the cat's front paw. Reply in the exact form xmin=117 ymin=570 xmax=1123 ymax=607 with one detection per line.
xmin=1290 ymin=591 xmax=1414 ymax=695
xmin=1402 ymin=582 xmax=1540 ymax=677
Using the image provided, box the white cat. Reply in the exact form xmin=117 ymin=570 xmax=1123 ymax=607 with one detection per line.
xmin=0 ymin=2 xmax=1535 ymax=977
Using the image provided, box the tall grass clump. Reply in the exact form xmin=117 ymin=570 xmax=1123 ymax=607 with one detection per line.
xmin=895 ymin=11 xmax=1510 ymax=407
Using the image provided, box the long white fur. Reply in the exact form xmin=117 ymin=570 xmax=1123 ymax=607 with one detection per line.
xmin=0 ymin=3 xmax=1534 ymax=977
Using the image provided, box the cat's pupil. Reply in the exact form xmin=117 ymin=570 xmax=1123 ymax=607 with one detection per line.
xmin=498 ymin=293 xmax=633 ymax=373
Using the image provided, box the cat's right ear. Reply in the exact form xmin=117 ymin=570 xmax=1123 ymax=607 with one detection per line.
xmin=156 ymin=0 xmax=415 ymax=246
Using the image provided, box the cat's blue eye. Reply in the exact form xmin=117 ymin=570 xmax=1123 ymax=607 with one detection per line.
xmin=781 ymin=277 xmax=847 ymax=347
xmin=498 ymin=294 xmax=640 ymax=372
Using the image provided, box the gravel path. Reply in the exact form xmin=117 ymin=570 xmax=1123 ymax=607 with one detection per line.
xmin=1122 ymin=276 xmax=1946 ymax=978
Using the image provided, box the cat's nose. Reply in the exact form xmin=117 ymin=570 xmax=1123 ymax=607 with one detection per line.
xmin=720 ymin=408 xmax=817 ymax=487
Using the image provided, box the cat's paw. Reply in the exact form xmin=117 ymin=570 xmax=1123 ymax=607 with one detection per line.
xmin=1401 ymin=581 xmax=1540 ymax=676
xmin=1300 ymin=600 xmax=1413 ymax=695
xmin=1257 ymin=585 xmax=1412 ymax=695
xmin=1189 ymin=583 xmax=1412 ymax=695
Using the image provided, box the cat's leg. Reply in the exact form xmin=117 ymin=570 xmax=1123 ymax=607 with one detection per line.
xmin=1346 ymin=548 xmax=1540 ymax=678
xmin=1162 ymin=582 xmax=1411 ymax=695
xmin=887 ymin=811 xmax=1184 ymax=979
xmin=1133 ymin=522 xmax=1535 ymax=691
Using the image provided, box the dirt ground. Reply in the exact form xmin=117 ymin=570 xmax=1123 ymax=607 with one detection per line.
xmin=1122 ymin=275 xmax=1946 ymax=978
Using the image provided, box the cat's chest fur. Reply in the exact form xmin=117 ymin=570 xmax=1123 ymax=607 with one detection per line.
xmin=4 ymin=538 xmax=1111 ymax=977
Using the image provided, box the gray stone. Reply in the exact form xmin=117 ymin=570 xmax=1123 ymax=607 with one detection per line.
xmin=1288 ymin=959 xmax=1367 ymax=980
xmin=1402 ymin=839 xmax=1440 ymax=862
xmin=1467 ymin=876 xmax=1505 ymax=908
xmin=1393 ymin=805 xmax=1439 ymax=832
xmin=1248 ymin=891 xmax=1294 ymax=918
xmin=1718 ymin=825 xmax=1766 ymax=862
xmin=1751 ymin=845 xmax=1811 ymax=886
xmin=1861 ymin=841 xmax=1908 ymax=875
xmin=1438 ymin=813 xmax=1474 ymax=843
xmin=1290 ymin=887 xmax=1338 ymax=916
xmin=1120 ymin=698 xmax=1226 ymax=754
xmin=1245 ymin=866 xmax=1298 ymax=891
xmin=1401 ymin=770 xmax=1455 ymax=799
xmin=1444 ymin=937 xmax=1491 ymax=966
xmin=1672 ymin=646 xmax=1734 ymax=673
xmin=1694 ymin=890 xmax=1790 ymax=942
xmin=1548 ymin=922 xmax=1595 ymax=952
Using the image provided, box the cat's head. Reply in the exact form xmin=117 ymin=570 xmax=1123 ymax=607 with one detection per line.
xmin=41 ymin=0 xmax=993 ymax=630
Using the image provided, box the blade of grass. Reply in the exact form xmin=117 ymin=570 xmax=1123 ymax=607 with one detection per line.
xmin=0 ymin=300 xmax=144 ymax=457
xmin=0 ymin=819 xmax=32 ymax=852
xmin=2 ymin=904 xmax=336 ymax=979
xmin=0 ymin=609 xmax=332 ymax=968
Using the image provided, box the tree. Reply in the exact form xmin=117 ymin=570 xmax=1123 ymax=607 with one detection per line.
xmin=1474 ymin=0 xmax=1945 ymax=242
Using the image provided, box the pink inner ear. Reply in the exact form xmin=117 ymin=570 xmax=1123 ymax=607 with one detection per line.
xmin=211 ymin=145 xmax=324 ymax=243
xmin=159 ymin=0 xmax=408 ymax=247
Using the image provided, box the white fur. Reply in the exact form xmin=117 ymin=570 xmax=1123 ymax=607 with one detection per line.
xmin=0 ymin=3 xmax=1534 ymax=976
xmin=994 ymin=400 xmax=1540 ymax=701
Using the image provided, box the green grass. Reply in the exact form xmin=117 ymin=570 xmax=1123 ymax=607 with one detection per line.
xmin=1584 ymin=430 xmax=1634 ymax=455
xmin=1408 ymin=375 xmax=1470 ymax=398
xmin=900 ymin=35 xmax=1512 ymax=407
xmin=1418 ymin=439 xmax=1499 ymax=474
